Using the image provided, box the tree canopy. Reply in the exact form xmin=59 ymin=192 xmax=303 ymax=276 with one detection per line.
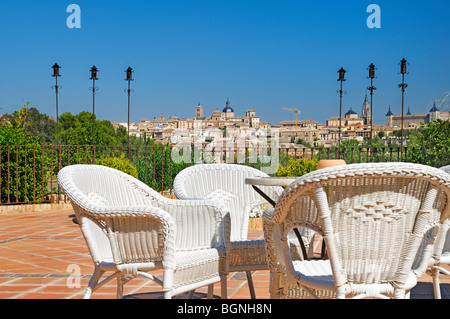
xmin=409 ymin=119 xmax=450 ymax=167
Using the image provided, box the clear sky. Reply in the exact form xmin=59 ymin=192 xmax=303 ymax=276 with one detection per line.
xmin=0 ymin=0 xmax=448 ymax=126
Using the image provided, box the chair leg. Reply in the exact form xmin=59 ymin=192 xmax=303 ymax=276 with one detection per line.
xmin=221 ymin=276 xmax=227 ymax=299
xmin=207 ymin=284 xmax=214 ymax=299
xmin=164 ymin=291 xmax=173 ymax=299
xmin=83 ymin=267 xmax=104 ymax=299
xmin=117 ymin=275 xmax=125 ymax=299
xmin=246 ymin=271 xmax=256 ymax=299
xmin=269 ymin=270 xmax=282 ymax=299
xmin=431 ymin=268 xmax=442 ymax=299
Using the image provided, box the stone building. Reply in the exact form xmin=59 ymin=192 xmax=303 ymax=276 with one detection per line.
xmin=386 ymin=102 xmax=450 ymax=128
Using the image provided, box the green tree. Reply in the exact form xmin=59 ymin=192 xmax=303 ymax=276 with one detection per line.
xmin=59 ymin=111 xmax=117 ymax=146
xmin=11 ymin=104 xmax=57 ymax=144
xmin=408 ymin=119 xmax=450 ymax=167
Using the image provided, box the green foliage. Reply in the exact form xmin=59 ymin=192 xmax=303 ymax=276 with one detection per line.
xmin=11 ymin=103 xmax=57 ymax=144
xmin=408 ymin=119 xmax=450 ymax=167
xmin=276 ymin=157 xmax=318 ymax=177
xmin=59 ymin=111 xmax=117 ymax=146
xmin=0 ymin=125 xmax=50 ymax=203
xmin=13 ymin=102 xmax=31 ymax=132
xmin=97 ymin=154 xmax=138 ymax=178
xmin=137 ymin=142 xmax=191 ymax=192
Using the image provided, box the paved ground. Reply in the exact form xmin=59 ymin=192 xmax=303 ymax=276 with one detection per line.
xmin=0 ymin=208 xmax=448 ymax=299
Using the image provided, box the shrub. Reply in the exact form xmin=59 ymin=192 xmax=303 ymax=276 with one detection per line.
xmin=0 ymin=125 xmax=50 ymax=203
xmin=276 ymin=157 xmax=318 ymax=177
xmin=137 ymin=144 xmax=191 ymax=192
xmin=409 ymin=119 xmax=450 ymax=167
xmin=97 ymin=154 xmax=138 ymax=178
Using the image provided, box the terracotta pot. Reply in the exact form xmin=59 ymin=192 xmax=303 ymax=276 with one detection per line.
xmin=318 ymin=159 xmax=346 ymax=170
xmin=248 ymin=218 xmax=263 ymax=230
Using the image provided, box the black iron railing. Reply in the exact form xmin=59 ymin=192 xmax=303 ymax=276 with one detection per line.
xmin=0 ymin=144 xmax=448 ymax=206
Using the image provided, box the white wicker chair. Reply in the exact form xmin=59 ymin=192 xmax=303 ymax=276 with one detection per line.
xmin=173 ymin=163 xmax=285 ymax=298
xmin=264 ymin=162 xmax=450 ymax=299
xmin=428 ymin=164 xmax=450 ymax=298
xmin=58 ymin=164 xmax=230 ymax=299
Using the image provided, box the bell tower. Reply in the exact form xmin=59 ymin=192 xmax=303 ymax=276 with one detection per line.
xmin=385 ymin=105 xmax=394 ymax=127
xmin=361 ymin=93 xmax=372 ymax=125
xmin=195 ymin=102 xmax=203 ymax=119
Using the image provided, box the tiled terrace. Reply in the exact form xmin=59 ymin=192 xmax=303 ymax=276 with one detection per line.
xmin=0 ymin=206 xmax=449 ymax=300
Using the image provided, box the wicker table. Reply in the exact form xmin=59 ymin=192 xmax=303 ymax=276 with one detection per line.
xmin=245 ymin=176 xmax=296 ymax=206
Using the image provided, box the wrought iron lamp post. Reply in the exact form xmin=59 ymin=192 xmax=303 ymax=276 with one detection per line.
xmin=51 ymin=63 xmax=61 ymax=145
xmin=337 ymin=67 xmax=347 ymax=156
xmin=367 ymin=63 xmax=377 ymax=152
xmin=398 ymin=58 xmax=408 ymax=161
xmin=125 ymin=67 xmax=134 ymax=157
xmin=90 ymin=66 xmax=99 ymax=160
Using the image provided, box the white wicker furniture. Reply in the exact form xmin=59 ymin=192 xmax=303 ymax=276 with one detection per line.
xmin=58 ymin=164 xmax=230 ymax=299
xmin=263 ymin=162 xmax=450 ymax=299
xmin=173 ymin=163 xmax=284 ymax=298
xmin=428 ymin=164 xmax=450 ymax=298
xmin=440 ymin=165 xmax=450 ymax=174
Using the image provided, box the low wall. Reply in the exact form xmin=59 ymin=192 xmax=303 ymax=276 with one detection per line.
xmin=0 ymin=202 xmax=73 ymax=214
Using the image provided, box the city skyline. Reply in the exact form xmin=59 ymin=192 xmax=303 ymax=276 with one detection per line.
xmin=0 ymin=0 xmax=448 ymax=126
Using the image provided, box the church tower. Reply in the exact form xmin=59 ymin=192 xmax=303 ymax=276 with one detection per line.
xmin=429 ymin=102 xmax=440 ymax=121
xmin=195 ymin=102 xmax=203 ymax=119
xmin=361 ymin=94 xmax=372 ymax=125
xmin=386 ymin=105 xmax=394 ymax=127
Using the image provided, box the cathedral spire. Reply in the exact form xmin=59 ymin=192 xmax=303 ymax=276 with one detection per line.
xmin=386 ymin=105 xmax=393 ymax=116
xmin=361 ymin=93 xmax=371 ymax=125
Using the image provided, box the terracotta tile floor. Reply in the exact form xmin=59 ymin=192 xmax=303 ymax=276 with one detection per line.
xmin=0 ymin=208 xmax=449 ymax=299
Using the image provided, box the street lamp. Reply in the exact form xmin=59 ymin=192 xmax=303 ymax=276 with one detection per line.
xmin=398 ymin=58 xmax=408 ymax=161
xmin=125 ymin=67 xmax=134 ymax=157
xmin=367 ymin=63 xmax=377 ymax=152
xmin=90 ymin=65 xmax=99 ymax=160
xmin=51 ymin=63 xmax=61 ymax=145
xmin=337 ymin=67 xmax=347 ymax=156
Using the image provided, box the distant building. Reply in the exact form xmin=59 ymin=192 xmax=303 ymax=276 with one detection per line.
xmin=361 ymin=94 xmax=372 ymax=125
xmin=121 ymin=98 xmax=262 ymax=142
xmin=222 ymin=97 xmax=234 ymax=119
xmin=195 ymin=103 xmax=204 ymax=119
xmin=386 ymin=102 xmax=450 ymax=128
xmin=278 ymin=119 xmax=321 ymax=129
xmin=326 ymin=107 xmax=364 ymax=127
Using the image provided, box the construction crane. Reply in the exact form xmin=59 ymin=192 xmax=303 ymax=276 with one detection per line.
xmin=425 ymin=91 xmax=449 ymax=112
xmin=282 ymin=107 xmax=301 ymax=129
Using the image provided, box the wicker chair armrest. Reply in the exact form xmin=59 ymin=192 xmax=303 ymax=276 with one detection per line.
xmin=155 ymin=199 xmax=231 ymax=252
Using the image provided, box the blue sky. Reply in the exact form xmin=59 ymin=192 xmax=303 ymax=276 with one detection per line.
xmin=0 ymin=0 xmax=448 ymax=126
